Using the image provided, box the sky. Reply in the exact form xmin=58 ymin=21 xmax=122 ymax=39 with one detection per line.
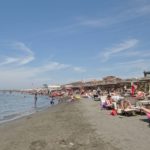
xmin=0 ymin=0 xmax=150 ymax=89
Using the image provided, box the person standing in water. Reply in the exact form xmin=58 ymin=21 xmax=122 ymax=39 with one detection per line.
xmin=50 ymin=96 xmax=55 ymax=105
xmin=34 ymin=93 xmax=38 ymax=107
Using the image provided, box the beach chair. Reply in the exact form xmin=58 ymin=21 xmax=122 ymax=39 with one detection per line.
xmin=93 ymin=94 xmax=100 ymax=101
xmin=94 ymin=96 xmax=101 ymax=101
xmin=118 ymin=103 xmax=139 ymax=116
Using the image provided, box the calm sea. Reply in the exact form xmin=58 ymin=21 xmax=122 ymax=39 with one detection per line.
xmin=0 ymin=92 xmax=58 ymax=124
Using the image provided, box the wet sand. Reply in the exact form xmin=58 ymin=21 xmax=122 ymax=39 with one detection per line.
xmin=0 ymin=98 xmax=150 ymax=150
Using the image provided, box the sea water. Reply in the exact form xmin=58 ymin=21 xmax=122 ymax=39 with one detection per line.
xmin=0 ymin=92 xmax=58 ymax=124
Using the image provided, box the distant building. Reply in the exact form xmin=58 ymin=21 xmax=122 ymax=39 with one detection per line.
xmin=102 ymin=76 xmax=122 ymax=84
xmin=48 ymin=85 xmax=61 ymax=91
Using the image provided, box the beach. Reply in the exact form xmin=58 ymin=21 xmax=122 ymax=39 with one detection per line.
xmin=0 ymin=98 xmax=150 ymax=150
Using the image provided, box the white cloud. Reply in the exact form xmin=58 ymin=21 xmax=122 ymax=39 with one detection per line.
xmin=118 ymin=59 xmax=150 ymax=77
xmin=100 ymin=39 xmax=138 ymax=62
xmin=79 ymin=18 xmax=106 ymax=27
xmin=96 ymin=58 xmax=150 ymax=79
xmin=117 ymin=59 xmax=150 ymax=71
xmin=34 ymin=62 xmax=70 ymax=73
xmin=18 ymin=56 xmax=35 ymax=65
xmin=33 ymin=62 xmax=86 ymax=74
xmin=0 ymin=59 xmax=87 ymax=88
xmin=0 ymin=62 xmax=70 ymax=79
xmin=0 ymin=41 xmax=34 ymax=66
xmin=138 ymin=5 xmax=150 ymax=14
xmin=109 ymin=49 xmax=150 ymax=59
xmin=141 ymin=51 xmax=150 ymax=57
xmin=73 ymin=67 xmax=86 ymax=73
xmin=0 ymin=57 xmax=19 ymax=66
xmin=13 ymin=41 xmax=33 ymax=55
xmin=77 ymin=3 xmax=150 ymax=29
xmin=121 ymin=50 xmax=140 ymax=57
xmin=0 ymin=40 xmax=86 ymax=88
xmin=118 ymin=59 xmax=144 ymax=65
xmin=37 ymin=1 xmax=150 ymax=37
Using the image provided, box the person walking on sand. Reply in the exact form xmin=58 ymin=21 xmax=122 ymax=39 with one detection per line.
xmin=34 ymin=93 xmax=38 ymax=107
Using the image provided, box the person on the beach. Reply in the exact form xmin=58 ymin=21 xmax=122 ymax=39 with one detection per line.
xmin=50 ymin=96 xmax=55 ymax=105
xmin=119 ymin=100 xmax=132 ymax=110
xmin=34 ymin=93 xmax=38 ymax=107
xmin=70 ymin=95 xmax=75 ymax=102
xmin=124 ymin=85 xmax=127 ymax=92
xmin=104 ymin=95 xmax=116 ymax=109
xmin=97 ymin=87 xmax=101 ymax=96
xmin=135 ymin=91 xmax=145 ymax=100
xmin=140 ymin=106 xmax=150 ymax=122
xmin=93 ymin=89 xmax=98 ymax=99
xmin=140 ymin=106 xmax=150 ymax=114
xmin=131 ymin=83 xmax=137 ymax=96
xmin=131 ymin=83 xmax=135 ymax=96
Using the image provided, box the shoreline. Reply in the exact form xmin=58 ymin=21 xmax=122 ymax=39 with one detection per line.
xmin=0 ymin=100 xmax=59 ymax=125
xmin=0 ymin=100 xmax=118 ymax=150
xmin=0 ymin=98 xmax=150 ymax=150
xmin=0 ymin=93 xmax=59 ymax=125
xmin=0 ymin=102 xmax=59 ymax=128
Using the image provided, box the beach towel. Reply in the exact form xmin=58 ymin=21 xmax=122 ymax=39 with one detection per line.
xmin=146 ymin=113 xmax=150 ymax=119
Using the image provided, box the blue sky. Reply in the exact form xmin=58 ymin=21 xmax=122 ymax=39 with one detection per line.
xmin=0 ymin=0 xmax=150 ymax=89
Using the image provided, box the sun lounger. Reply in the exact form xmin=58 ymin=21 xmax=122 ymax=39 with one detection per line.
xmin=94 ymin=96 xmax=101 ymax=101
xmin=136 ymin=100 xmax=150 ymax=107
xmin=123 ymin=108 xmax=137 ymax=116
xmin=147 ymin=95 xmax=150 ymax=100
xmin=120 ymin=105 xmax=140 ymax=116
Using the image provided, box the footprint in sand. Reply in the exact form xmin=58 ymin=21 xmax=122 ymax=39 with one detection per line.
xmin=29 ymin=140 xmax=47 ymax=150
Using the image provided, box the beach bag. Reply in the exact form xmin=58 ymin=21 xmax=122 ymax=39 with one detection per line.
xmin=110 ymin=109 xmax=117 ymax=116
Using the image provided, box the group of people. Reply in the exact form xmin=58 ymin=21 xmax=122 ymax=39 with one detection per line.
xmin=34 ymin=93 xmax=55 ymax=108
xmin=32 ymin=86 xmax=150 ymax=123
xmin=102 ymin=94 xmax=132 ymax=112
xmin=100 ymin=91 xmax=150 ymax=121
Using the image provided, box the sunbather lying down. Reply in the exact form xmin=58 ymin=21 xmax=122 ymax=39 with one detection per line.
xmin=119 ymin=100 xmax=132 ymax=110
xmin=135 ymin=91 xmax=145 ymax=100
xmin=117 ymin=99 xmax=138 ymax=115
xmin=140 ymin=107 xmax=150 ymax=124
xmin=140 ymin=106 xmax=150 ymax=114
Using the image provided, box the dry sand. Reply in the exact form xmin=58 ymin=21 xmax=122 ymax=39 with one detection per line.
xmin=0 ymin=98 xmax=150 ymax=150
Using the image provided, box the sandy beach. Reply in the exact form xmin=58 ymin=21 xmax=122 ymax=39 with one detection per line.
xmin=0 ymin=98 xmax=150 ymax=150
